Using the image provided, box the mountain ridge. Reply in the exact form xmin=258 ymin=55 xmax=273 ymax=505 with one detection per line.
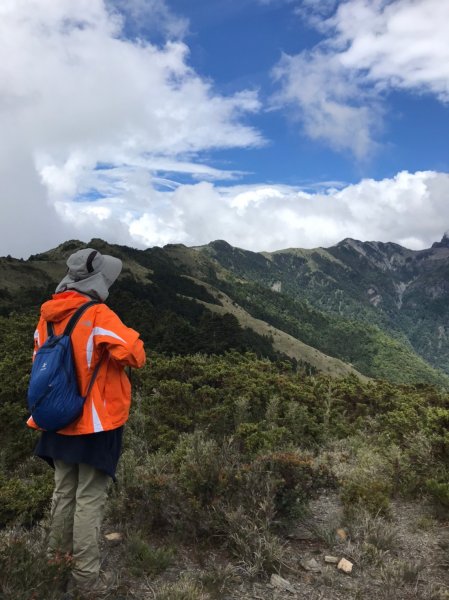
xmin=188 ymin=235 xmax=449 ymax=377
xmin=2 ymin=235 xmax=449 ymax=387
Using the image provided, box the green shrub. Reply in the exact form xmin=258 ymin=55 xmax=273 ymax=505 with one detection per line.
xmin=250 ymin=451 xmax=334 ymax=521
xmin=173 ymin=433 xmax=222 ymax=506
xmin=376 ymin=404 xmax=423 ymax=445
xmin=234 ymin=423 xmax=291 ymax=456
xmin=108 ymin=449 xmax=174 ymax=533
xmin=125 ymin=535 xmax=174 ymax=577
xmin=384 ymin=433 xmax=434 ymax=496
xmin=0 ymin=473 xmax=53 ymax=527
xmin=340 ymin=477 xmax=392 ymax=518
xmin=425 ymin=407 xmax=449 ymax=459
xmin=425 ymin=479 xmax=449 ymax=519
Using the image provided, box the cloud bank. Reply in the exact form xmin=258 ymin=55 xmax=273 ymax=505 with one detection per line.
xmin=54 ymin=170 xmax=449 ymax=253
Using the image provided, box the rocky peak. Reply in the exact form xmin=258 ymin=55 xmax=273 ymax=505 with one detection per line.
xmin=431 ymin=233 xmax=449 ymax=249
xmin=210 ymin=240 xmax=233 ymax=250
xmin=338 ymin=238 xmax=364 ymax=251
xmin=335 ymin=238 xmax=409 ymax=272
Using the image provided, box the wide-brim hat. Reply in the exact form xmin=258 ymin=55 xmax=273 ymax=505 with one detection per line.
xmin=56 ymin=248 xmax=122 ymax=301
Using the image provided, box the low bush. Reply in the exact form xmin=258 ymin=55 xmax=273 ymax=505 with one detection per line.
xmin=125 ymin=535 xmax=174 ymax=577
xmin=340 ymin=477 xmax=392 ymax=518
xmin=110 ymin=431 xmax=329 ymax=574
xmin=234 ymin=422 xmax=291 ymax=456
xmin=254 ymin=451 xmax=335 ymax=520
xmin=0 ymin=473 xmax=53 ymax=527
xmin=0 ymin=528 xmax=71 ymax=600
xmin=425 ymin=479 xmax=449 ymax=519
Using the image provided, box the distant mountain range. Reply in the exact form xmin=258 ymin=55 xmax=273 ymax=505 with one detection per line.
xmin=2 ymin=235 xmax=449 ymax=387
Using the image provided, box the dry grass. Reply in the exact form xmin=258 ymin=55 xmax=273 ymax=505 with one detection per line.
xmin=2 ymin=493 xmax=449 ymax=600
xmin=184 ymin=276 xmax=365 ymax=379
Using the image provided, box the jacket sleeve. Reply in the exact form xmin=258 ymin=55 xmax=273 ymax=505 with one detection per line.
xmin=93 ymin=305 xmax=146 ymax=368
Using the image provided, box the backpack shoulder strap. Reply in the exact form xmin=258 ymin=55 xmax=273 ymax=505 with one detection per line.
xmin=63 ymin=300 xmax=99 ymax=337
xmin=85 ymin=350 xmax=105 ymax=399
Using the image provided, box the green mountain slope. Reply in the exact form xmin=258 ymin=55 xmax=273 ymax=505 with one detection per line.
xmin=2 ymin=237 xmax=449 ymax=387
xmin=0 ymin=240 xmax=280 ymax=363
xmin=191 ymin=237 xmax=449 ymax=379
xmin=158 ymin=242 xmax=449 ymax=387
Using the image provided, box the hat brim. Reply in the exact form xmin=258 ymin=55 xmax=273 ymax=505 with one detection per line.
xmin=101 ymin=255 xmax=122 ymax=287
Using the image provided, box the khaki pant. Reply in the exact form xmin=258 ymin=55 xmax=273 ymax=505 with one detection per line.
xmin=48 ymin=460 xmax=109 ymax=586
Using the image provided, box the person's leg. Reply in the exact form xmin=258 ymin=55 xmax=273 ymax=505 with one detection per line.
xmin=71 ymin=463 xmax=110 ymax=588
xmin=47 ymin=460 xmax=78 ymax=557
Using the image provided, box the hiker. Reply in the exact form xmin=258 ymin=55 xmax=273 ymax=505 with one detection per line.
xmin=27 ymin=248 xmax=146 ymax=595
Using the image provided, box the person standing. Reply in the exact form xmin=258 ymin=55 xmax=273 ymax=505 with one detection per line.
xmin=27 ymin=248 xmax=146 ymax=596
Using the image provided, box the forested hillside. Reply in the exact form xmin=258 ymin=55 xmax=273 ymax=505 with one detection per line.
xmin=193 ymin=236 xmax=449 ymax=377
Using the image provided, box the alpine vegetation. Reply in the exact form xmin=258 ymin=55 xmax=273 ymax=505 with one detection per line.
xmin=1 ymin=239 xmax=449 ymax=600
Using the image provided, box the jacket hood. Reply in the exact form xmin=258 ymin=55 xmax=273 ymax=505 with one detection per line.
xmin=41 ymin=291 xmax=93 ymax=323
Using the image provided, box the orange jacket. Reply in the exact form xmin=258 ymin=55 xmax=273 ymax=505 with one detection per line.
xmin=27 ymin=290 xmax=146 ymax=435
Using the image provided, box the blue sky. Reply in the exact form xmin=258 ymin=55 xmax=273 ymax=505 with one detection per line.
xmin=173 ymin=0 xmax=361 ymax=184
xmin=1 ymin=0 xmax=449 ymax=256
xmin=170 ymin=0 xmax=449 ymax=184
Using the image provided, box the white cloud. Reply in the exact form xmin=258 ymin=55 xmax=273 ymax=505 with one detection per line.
xmin=54 ymin=170 xmax=449 ymax=253
xmin=273 ymin=51 xmax=381 ymax=158
xmin=0 ymin=0 xmax=262 ymax=257
xmin=274 ymin=0 xmax=449 ymax=156
xmin=335 ymin=0 xmax=449 ymax=100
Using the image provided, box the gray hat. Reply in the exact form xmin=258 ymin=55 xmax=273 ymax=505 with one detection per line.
xmin=55 ymin=248 xmax=122 ymax=301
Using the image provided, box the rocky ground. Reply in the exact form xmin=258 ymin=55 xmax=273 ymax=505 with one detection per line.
xmin=85 ymin=494 xmax=449 ymax=600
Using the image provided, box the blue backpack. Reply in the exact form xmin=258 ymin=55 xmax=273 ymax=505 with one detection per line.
xmin=28 ymin=301 xmax=101 ymax=431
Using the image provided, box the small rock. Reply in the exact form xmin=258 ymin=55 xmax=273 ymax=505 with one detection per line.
xmin=300 ymin=558 xmax=321 ymax=573
xmin=337 ymin=558 xmax=353 ymax=574
xmin=270 ymin=574 xmax=295 ymax=593
xmin=324 ymin=555 xmax=339 ymax=564
xmin=104 ymin=532 xmax=123 ymax=542
xmin=336 ymin=528 xmax=348 ymax=541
